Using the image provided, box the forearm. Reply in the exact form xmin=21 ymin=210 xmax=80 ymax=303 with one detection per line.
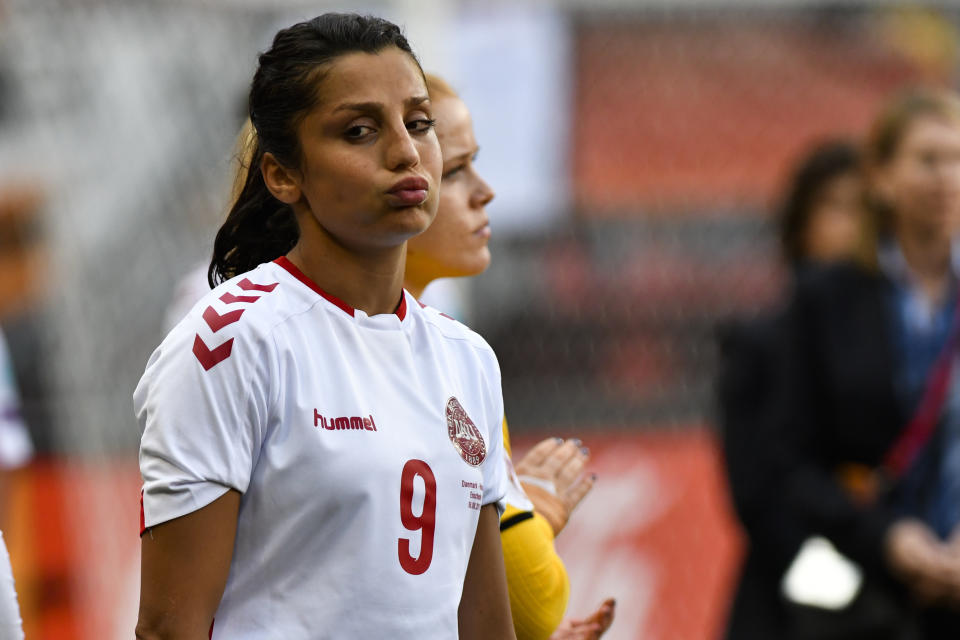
xmin=137 ymin=489 xmax=239 ymax=639
xmin=460 ymin=504 xmax=516 ymax=640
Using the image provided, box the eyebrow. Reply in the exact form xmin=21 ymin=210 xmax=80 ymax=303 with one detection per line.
xmin=445 ymin=147 xmax=481 ymax=165
xmin=332 ymin=95 xmax=430 ymax=114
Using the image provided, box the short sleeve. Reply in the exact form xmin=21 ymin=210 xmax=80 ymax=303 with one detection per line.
xmin=134 ymin=313 xmax=274 ymax=530
xmin=501 ymin=420 xmax=534 ymax=514
xmin=480 ymin=357 xmax=509 ymax=516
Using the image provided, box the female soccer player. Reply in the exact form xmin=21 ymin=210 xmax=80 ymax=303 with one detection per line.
xmin=135 ymin=14 xmax=514 ymax=640
xmin=405 ymin=74 xmax=615 ymax=640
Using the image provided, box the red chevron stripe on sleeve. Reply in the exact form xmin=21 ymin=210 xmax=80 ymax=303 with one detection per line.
xmin=238 ymin=278 xmax=279 ymax=292
xmin=203 ymin=306 xmax=244 ymax=333
xmin=220 ymin=292 xmax=260 ymax=305
xmin=193 ymin=335 xmax=234 ymax=371
xmin=195 ymin=279 xmax=278 ymax=370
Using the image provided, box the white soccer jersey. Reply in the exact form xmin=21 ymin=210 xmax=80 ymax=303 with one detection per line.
xmin=136 ymin=257 xmax=509 ymax=639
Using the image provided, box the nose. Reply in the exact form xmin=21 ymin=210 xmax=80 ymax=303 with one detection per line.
xmin=471 ymin=176 xmax=495 ymax=208
xmin=385 ymin=125 xmax=419 ymax=172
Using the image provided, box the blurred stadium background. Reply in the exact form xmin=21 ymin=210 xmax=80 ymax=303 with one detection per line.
xmin=0 ymin=0 xmax=957 ymax=638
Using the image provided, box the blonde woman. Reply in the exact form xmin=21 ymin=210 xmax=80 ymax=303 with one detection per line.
xmin=406 ymin=74 xmax=615 ymax=640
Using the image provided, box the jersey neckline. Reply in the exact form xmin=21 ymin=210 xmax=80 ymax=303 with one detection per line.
xmin=273 ymin=256 xmax=408 ymax=321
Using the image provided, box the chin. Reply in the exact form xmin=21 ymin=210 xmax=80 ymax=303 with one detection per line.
xmin=389 ymin=208 xmax=436 ymax=239
xmin=461 ymin=251 xmax=491 ymax=277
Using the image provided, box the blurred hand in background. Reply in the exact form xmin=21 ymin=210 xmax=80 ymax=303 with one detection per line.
xmin=516 ymin=437 xmax=595 ymax=536
xmin=549 ymin=598 xmax=616 ymax=640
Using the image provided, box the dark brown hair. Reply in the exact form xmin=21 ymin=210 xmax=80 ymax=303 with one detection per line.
xmin=779 ymin=139 xmax=860 ymax=266
xmin=209 ymin=13 xmax=421 ymax=286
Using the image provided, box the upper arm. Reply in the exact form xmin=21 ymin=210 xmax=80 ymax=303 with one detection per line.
xmin=497 ymin=426 xmax=567 ymax=638
xmin=459 ymin=504 xmax=516 ymax=640
xmin=137 ymin=489 xmax=240 ymax=640
xmin=136 ymin=305 xmax=272 ymax=530
xmin=134 ymin=289 xmax=275 ymax=636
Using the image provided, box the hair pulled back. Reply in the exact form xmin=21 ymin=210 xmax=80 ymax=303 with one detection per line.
xmin=209 ymin=13 xmax=420 ymax=286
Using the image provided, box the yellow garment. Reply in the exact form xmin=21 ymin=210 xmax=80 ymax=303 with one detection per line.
xmin=500 ymin=419 xmax=570 ymax=640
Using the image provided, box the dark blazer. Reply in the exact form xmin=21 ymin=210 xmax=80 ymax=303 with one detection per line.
xmin=776 ymin=262 xmax=904 ymax=574
xmin=718 ymin=311 xmax=810 ymax=640
xmin=720 ymin=260 xmax=960 ymax=640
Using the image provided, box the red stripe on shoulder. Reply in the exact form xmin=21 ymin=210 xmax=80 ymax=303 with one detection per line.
xmin=238 ymin=278 xmax=278 ymax=293
xmin=202 ymin=306 xmax=244 ymax=333
xmin=220 ymin=292 xmax=260 ymax=305
xmin=193 ymin=335 xmax=234 ymax=371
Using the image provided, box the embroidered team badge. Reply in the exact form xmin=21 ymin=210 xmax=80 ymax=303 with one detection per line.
xmin=446 ymin=397 xmax=486 ymax=466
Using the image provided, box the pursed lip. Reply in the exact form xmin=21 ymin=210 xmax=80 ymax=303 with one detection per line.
xmin=387 ymin=176 xmax=429 ymax=193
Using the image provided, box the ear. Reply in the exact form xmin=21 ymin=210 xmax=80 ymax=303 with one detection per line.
xmin=261 ymin=152 xmax=302 ymax=205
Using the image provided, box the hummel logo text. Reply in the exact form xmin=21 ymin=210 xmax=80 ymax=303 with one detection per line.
xmin=314 ymin=410 xmax=377 ymax=432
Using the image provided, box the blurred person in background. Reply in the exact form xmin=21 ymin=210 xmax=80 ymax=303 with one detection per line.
xmin=0 ymin=185 xmax=38 ymax=640
xmin=773 ymin=87 xmax=960 ymax=639
xmin=136 ymin=14 xmax=514 ymax=639
xmin=407 ymin=73 xmax=615 ymax=640
xmin=718 ymin=139 xmax=863 ymax=640
xmin=0 ymin=329 xmax=26 ymax=639
xmin=0 ymin=328 xmax=32 ymax=499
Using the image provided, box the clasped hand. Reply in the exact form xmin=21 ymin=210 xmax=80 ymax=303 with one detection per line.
xmin=887 ymin=519 xmax=960 ymax=608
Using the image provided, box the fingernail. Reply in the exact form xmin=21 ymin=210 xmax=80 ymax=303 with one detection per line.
xmin=572 ymin=438 xmax=582 ymax=446
xmin=591 ymin=473 xmax=598 ymax=481
xmin=580 ymin=446 xmax=590 ymax=456
xmin=554 ymin=437 xmax=564 ymax=444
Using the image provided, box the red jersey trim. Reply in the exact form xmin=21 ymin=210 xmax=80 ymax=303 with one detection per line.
xmin=274 ymin=256 xmax=407 ymax=320
xmin=274 ymin=256 xmax=354 ymax=316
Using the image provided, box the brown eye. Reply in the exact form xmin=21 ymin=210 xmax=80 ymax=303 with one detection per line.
xmin=345 ymin=125 xmax=375 ymax=140
xmin=407 ymin=118 xmax=436 ymax=134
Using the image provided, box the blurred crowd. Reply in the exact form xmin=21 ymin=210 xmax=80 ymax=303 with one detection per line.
xmin=720 ymin=89 xmax=960 ymax=639
xmin=2 ymin=2 xmax=960 ymax=639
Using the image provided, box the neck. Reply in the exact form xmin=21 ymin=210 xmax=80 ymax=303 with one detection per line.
xmin=403 ymin=274 xmax=431 ymax=300
xmin=402 ymin=252 xmax=438 ymax=300
xmin=894 ymin=222 xmax=953 ymax=302
xmin=289 ymin=222 xmax=407 ymax=317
